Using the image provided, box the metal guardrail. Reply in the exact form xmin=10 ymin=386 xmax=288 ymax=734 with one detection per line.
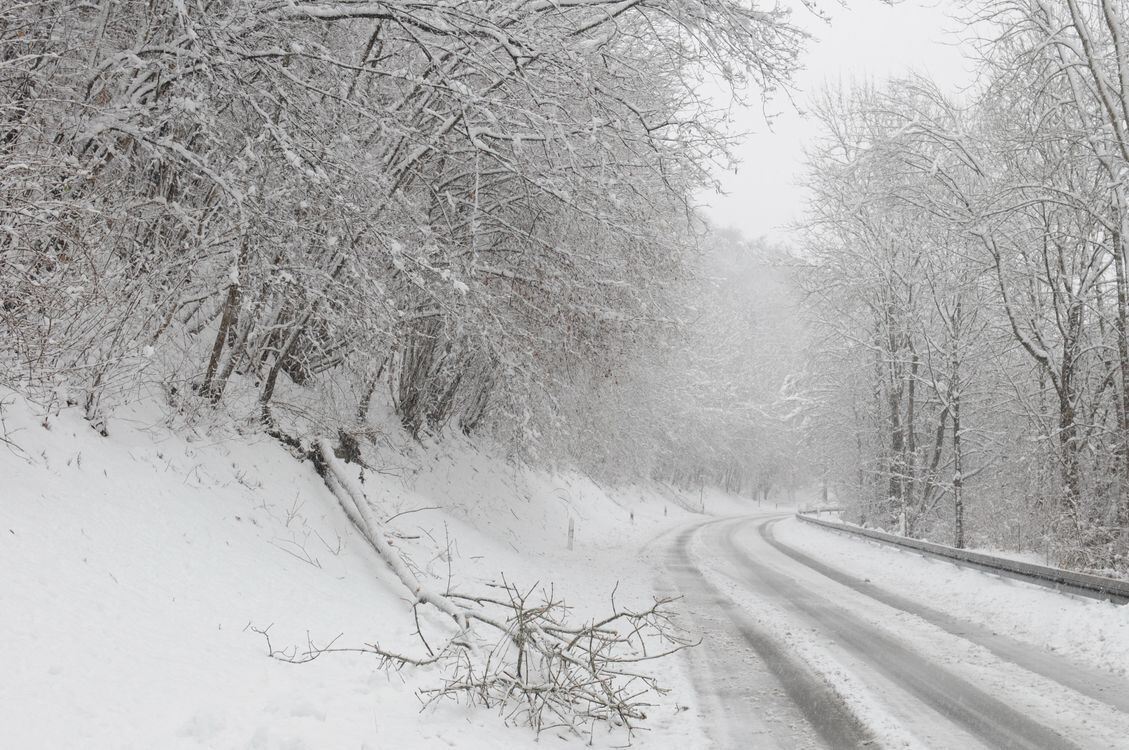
xmin=796 ymin=506 xmax=845 ymax=516
xmin=795 ymin=511 xmax=1129 ymax=606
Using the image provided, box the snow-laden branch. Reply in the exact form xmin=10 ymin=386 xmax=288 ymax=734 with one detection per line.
xmin=315 ymin=438 xmax=470 ymax=633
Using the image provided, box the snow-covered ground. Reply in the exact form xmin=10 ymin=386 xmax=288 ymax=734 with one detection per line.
xmin=0 ymin=390 xmax=725 ymax=749
xmin=16 ymin=381 xmax=1128 ymax=750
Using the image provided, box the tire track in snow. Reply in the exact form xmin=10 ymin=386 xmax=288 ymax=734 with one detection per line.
xmin=721 ymin=517 xmax=1082 ymax=750
xmin=760 ymin=517 xmax=1129 ymax=715
xmin=661 ymin=520 xmax=874 ymax=750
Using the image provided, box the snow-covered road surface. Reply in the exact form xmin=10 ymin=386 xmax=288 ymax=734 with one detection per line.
xmin=659 ymin=512 xmax=1129 ymax=749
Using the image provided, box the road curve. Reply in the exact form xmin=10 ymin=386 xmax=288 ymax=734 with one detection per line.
xmin=761 ymin=517 xmax=1129 ymax=715
xmin=661 ymin=521 xmax=872 ymax=749
xmin=659 ymin=512 xmax=1129 ymax=749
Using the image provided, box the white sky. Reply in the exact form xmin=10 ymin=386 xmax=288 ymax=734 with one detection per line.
xmin=702 ymin=0 xmax=975 ymax=243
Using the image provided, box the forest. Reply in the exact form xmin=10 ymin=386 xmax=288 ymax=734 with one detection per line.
xmin=801 ymin=0 xmax=1129 ymax=573
xmin=5 ymin=0 xmax=1129 ymax=582
xmin=0 ymin=1 xmax=804 ymax=496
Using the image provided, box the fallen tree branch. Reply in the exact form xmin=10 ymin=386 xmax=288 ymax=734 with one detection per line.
xmin=316 ymin=437 xmax=470 ymax=633
xmin=258 ymin=433 xmax=697 ymax=739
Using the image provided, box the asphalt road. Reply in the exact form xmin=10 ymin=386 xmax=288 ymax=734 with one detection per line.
xmin=658 ymin=512 xmax=1129 ymax=749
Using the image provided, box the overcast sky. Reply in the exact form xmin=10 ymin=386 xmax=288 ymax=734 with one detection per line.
xmin=702 ymin=0 xmax=975 ymax=244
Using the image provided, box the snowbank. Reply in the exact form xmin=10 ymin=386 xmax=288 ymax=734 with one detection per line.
xmin=776 ymin=517 xmax=1129 ymax=676
xmin=0 ymin=390 xmax=707 ymax=748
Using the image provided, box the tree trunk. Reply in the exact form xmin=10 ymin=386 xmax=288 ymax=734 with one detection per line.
xmin=202 ymin=238 xmax=249 ymax=401
xmin=1113 ymin=223 xmax=1129 ymax=531
xmin=952 ymin=370 xmax=964 ymax=549
xmin=1058 ymin=299 xmax=1083 ymax=532
xmin=904 ymin=350 xmax=919 ymax=534
xmin=259 ymin=303 xmax=319 ymax=424
xmin=201 ymin=282 xmax=239 ymax=398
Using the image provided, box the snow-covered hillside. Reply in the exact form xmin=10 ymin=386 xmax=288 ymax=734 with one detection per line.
xmin=0 ymin=390 xmax=723 ymax=749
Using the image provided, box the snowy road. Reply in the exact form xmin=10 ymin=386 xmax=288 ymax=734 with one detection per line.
xmin=660 ymin=512 xmax=1129 ymax=749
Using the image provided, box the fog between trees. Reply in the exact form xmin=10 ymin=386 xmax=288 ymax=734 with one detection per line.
xmin=799 ymin=0 xmax=1129 ymax=571
xmin=0 ymin=2 xmax=805 ymax=497
xmin=6 ymin=0 xmax=1129 ymax=574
